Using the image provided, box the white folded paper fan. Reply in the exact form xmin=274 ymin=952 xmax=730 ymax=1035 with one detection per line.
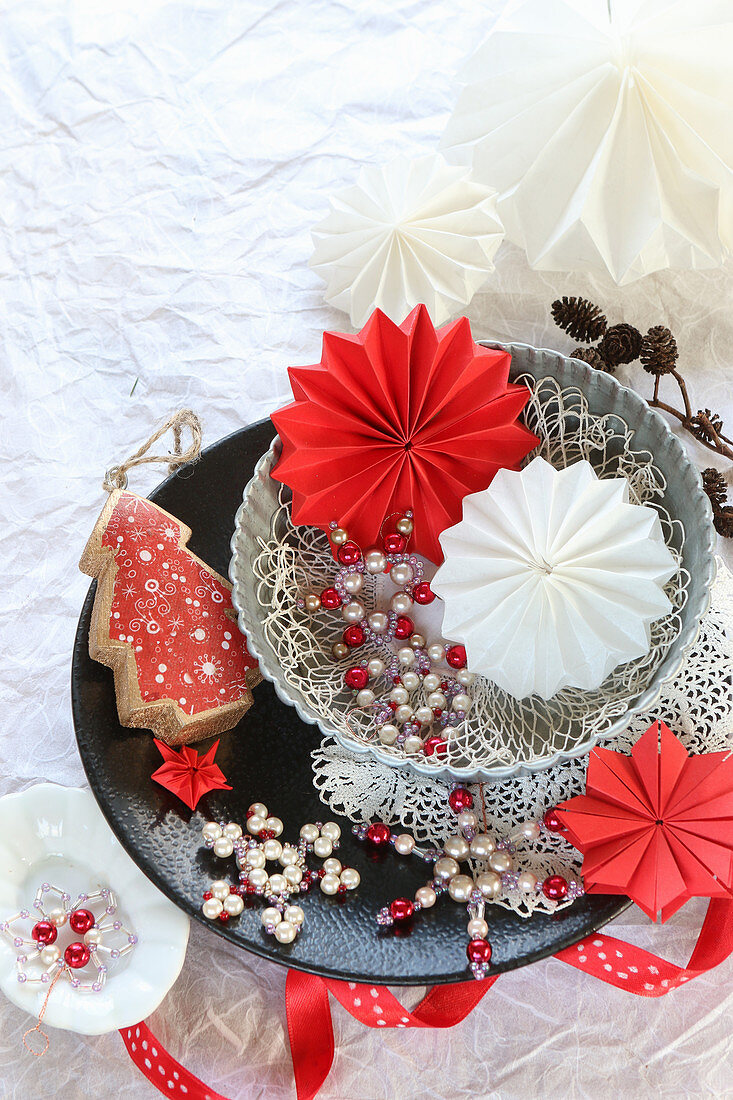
xmin=310 ymin=153 xmax=504 ymax=327
xmin=432 ymin=457 xmax=677 ymax=700
xmin=441 ymin=0 xmax=733 ymax=283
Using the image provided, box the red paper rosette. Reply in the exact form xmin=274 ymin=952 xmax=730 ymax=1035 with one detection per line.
xmin=271 ymin=305 xmax=538 ymax=562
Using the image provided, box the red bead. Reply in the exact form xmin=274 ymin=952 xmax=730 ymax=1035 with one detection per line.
xmin=259 ymin=829 xmax=275 ymax=840
xmin=345 ymin=666 xmax=369 ymax=690
xmin=542 ymin=874 xmax=568 ymax=901
xmin=543 ymin=808 xmax=566 ymax=833
xmin=390 ymin=897 xmax=414 ymax=922
xmin=31 ymin=920 xmax=57 ymax=946
xmin=64 ymin=942 xmax=91 ymax=969
xmin=466 ymin=938 xmax=492 ymax=964
xmin=446 ymin=644 xmax=467 ymax=669
xmin=343 ymin=624 xmax=365 ymax=647
xmin=433 ymin=709 xmax=443 ymax=718
xmin=394 ymin=616 xmax=414 ymax=639
xmin=219 ymin=911 xmax=230 ymax=922
xmin=366 ymin=822 xmax=391 ymax=846
xmin=203 ymin=891 xmax=212 ymax=900
xmin=423 ymin=736 xmax=447 ymax=757
xmin=320 ymin=587 xmax=341 ymax=610
xmin=69 ymin=908 xmax=95 ymax=935
xmin=338 ymin=541 xmax=362 ymax=565
xmin=448 ymin=787 xmax=474 ymax=812
xmin=412 ymin=581 xmax=435 ymax=605
xmin=384 ymin=533 xmax=406 ymax=554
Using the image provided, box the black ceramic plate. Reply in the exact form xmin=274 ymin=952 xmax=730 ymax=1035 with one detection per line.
xmin=72 ymin=420 xmax=628 ymax=985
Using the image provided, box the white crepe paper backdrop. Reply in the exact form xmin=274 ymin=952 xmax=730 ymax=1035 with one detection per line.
xmin=2 ymin=0 xmax=733 ymax=1098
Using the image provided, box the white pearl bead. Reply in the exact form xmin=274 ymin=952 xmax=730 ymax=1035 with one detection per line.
xmin=202 ymin=898 xmax=223 ymax=919
xmin=202 ymin=821 xmax=222 ymax=841
xmin=443 ymin=835 xmax=470 ymax=860
xmin=41 ymin=944 xmax=61 ymax=966
xmin=262 ymin=907 xmax=281 ymax=928
xmin=321 ymin=821 xmax=341 ymax=841
xmin=266 ymin=817 xmax=284 ymax=837
xmin=211 ymin=879 xmax=231 ymax=901
xmin=489 ymin=849 xmax=513 ymax=874
xmin=248 ymin=868 xmax=268 ymax=888
xmin=245 ymin=849 xmax=266 ymax=869
xmin=427 ymin=691 xmax=447 ymax=710
xmin=434 ymin=856 xmax=460 ymax=881
xmin=396 ymin=516 xmax=414 ymax=535
xmin=320 ymin=872 xmax=340 ymax=895
xmin=342 ymin=600 xmax=365 ymax=623
xmin=452 ymin=693 xmax=472 ymax=713
xmin=284 ymin=865 xmax=303 ymax=886
xmin=367 ymin=611 xmax=389 ymax=634
xmin=300 ymin=823 xmax=319 ymax=843
xmin=330 ymin=527 xmax=348 ymax=545
xmin=340 ymin=868 xmax=360 ymax=889
xmin=395 ymin=705 xmax=413 ymax=724
xmin=423 ymin=672 xmax=441 ymax=693
xmin=343 ymin=572 xmax=364 ymax=595
xmin=390 ymin=685 xmax=409 ymax=705
xmin=246 ymin=814 xmax=266 ymax=835
xmin=404 ymin=735 xmax=424 ymax=754
xmin=521 ymin=821 xmax=541 ymax=841
xmin=248 ymin=803 xmax=268 ymax=819
xmin=476 ymin=871 xmax=502 ymax=899
xmin=398 ymin=647 xmax=415 ymax=667
xmin=457 ymin=811 xmax=477 ymax=831
xmin=223 ymin=822 xmax=243 ymax=840
xmin=367 ymin=657 xmax=385 ymax=678
xmin=427 ymin=644 xmax=445 ymax=663
xmin=268 ymin=874 xmax=288 ymax=895
xmin=224 ymin=893 xmax=244 ymax=916
xmin=313 ymin=836 xmax=333 ymax=859
xmin=285 ymin=905 xmax=305 ymax=926
xmin=518 ymin=871 xmax=538 ymax=893
xmin=390 ymin=562 xmax=414 ymax=586
xmin=364 ymin=548 xmax=387 ymax=573
xmin=279 ymin=845 xmax=299 ymax=866
xmin=357 ymin=688 xmax=375 ymax=707
xmin=402 ymin=671 xmax=420 ymax=691
xmin=391 ymin=592 xmax=413 ymax=614
xmin=414 ymin=705 xmax=433 ymax=724
xmin=48 ymin=907 xmax=67 ymax=927
xmin=394 ymin=833 xmax=415 ymax=855
xmin=416 ymin=885 xmax=436 ymax=908
xmin=470 ymin=834 xmax=496 ymax=858
xmin=448 ymin=874 xmax=474 ymax=902
xmin=457 ymin=669 xmax=475 ymax=686
xmin=263 ymin=839 xmax=283 ymax=861
xmin=275 ymin=920 xmax=297 ymax=944
xmin=467 ymin=917 xmax=489 ymax=939
xmin=379 ymin=723 xmax=399 ymax=745
xmin=409 ymin=633 xmax=426 ymax=649
xmin=83 ymin=928 xmax=103 ymax=947
xmin=213 ymin=836 xmax=234 ymax=858
xmin=323 ymin=857 xmax=342 ymax=875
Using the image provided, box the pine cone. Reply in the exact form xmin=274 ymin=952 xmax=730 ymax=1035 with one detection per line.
xmin=570 ymin=346 xmax=611 ymax=372
xmin=690 ymin=409 xmax=724 ymax=444
xmin=640 ymin=326 xmax=678 ymax=376
xmin=713 ymin=508 xmax=733 ymax=538
xmin=551 ymin=297 xmax=607 ymax=343
xmin=702 ymin=468 xmax=728 ymax=509
xmin=598 ymin=323 xmax=643 ymax=367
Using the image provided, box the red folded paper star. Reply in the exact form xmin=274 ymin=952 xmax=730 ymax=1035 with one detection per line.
xmin=151 ymin=738 xmax=232 ymax=811
xmin=271 ymin=305 xmax=538 ymax=563
xmin=556 ymin=721 xmax=733 ymax=922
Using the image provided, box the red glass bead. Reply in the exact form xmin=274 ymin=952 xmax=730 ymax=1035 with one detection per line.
xmin=394 ymin=616 xmax=414 ymax=639
xmin=366 ymin=822 xmax=391 ymax=846
xmin=203 ymin=891 xmax=213 ymax=900
xmin=219 ymin=912 xmax=230 ymax=922
xmin=259 ymin=829 xmax=275 ymax=840
xmin=338 ymin=541 xmax=362 ymax=565
xmin=446 ymin=644 xmax=467 ymax=669
xmin=448 ymin=787 xmax=474 ymax=812
xmin=320 ymin=587 xmax=341 ymax=610
xmin=64 ymin=942 xmax=91 ymax=969
xmin=543 ymin=808 xmax=566 ymax=833
xmin=433 ymin=709 xmax=443 ymax=718
xmin=343 ymin=624 xmax=365 ymax=647
xmin=384 ymin=532 xmax=406 ymax=554
xmin=69 ymin=908 xmax=95 ymax=935
xmin=412 ymin=581 xmax=435 ymax=605
xmin=542 ymin=874 xmax=569 ymax=901
xmin=31 ymin=920 xmax=57 ymax=946
xmin=345 ymin=666 xmax=369 ymax=690
xmin=390 ymin=897 xmax=414 ymax=922
xmin=466 ymin=938 xmax=492 ymax=964
xmin=423 ymin=736 xmax=447 ymax=757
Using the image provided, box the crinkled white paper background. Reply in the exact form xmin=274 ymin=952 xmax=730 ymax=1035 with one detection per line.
xmin=1 ymin=1 xmax=733 ymax=1098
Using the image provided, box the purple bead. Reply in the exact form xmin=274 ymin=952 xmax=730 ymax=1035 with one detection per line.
xmin=41 ymin=883 xmax=50 ymax=892
xmin=110 ymin=949 xmax=120 ymax=959
xmin=14 ymin=938 xmax=23 ymax=948
xmin=128 ymin=935 xmax=138 ymax=945
xmin=113 ymin=921 xmax=122 ymax=931
xmin=41 ymin=973 xmax=50 ymax=983
xmin=19 ymin=910 xmax=29 ymax=919
xmin=106 ymin=906 xmax=115 ymax=915
xmin=17 ymin=973 xmax=26 ymax=983
xmin=91 ymin=982 xmax=102 ymax=992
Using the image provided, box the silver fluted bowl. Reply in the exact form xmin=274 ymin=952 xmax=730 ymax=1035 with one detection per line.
xmin=230 ymin=342 xmax=715 ymax=782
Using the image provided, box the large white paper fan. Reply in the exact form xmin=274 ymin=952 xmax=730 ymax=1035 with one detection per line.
xmin=441 ymin=0 xmax=733 ymax=283
xmin=432 ymin=457 xmax=678 ymax=700
xmin=310 ymin=153 xmax=504 ymax=327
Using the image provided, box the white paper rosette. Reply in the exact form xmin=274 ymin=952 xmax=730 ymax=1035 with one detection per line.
xmin=432 ymin=457 xmax=678 ymax=700
xmin=441 ymin=0 xmax=733 ymax=283
xmin=310 ymin=153 xmax=504 ymax=326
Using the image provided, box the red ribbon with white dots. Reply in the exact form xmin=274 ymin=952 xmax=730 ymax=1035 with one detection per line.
xmin=120 ymin=897 xmax=733 ymax=1100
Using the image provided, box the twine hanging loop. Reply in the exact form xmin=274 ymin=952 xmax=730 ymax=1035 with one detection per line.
xmin=102 ymin=409 xmax=203 ymax=493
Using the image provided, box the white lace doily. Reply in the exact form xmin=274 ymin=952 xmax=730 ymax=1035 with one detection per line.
xmin=253 ymin=375 xmax=690 ymax=777
xmin=311 ymin=558 xmax=733 ymax=919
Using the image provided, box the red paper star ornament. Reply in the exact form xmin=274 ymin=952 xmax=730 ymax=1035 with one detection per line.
xmin=556 ymin=721 xmax=733 ymax=922
xmin=151 ymin=738 xmax=232 ymax=811
xmin=271 ymin=305 xmax=538 ymax=563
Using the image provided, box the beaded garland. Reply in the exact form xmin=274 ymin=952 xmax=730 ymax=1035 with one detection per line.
xmin=300 ymin=512 xmax=475 ymax=758
xmin=200 ymin=803 xmax=360 ymax=946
